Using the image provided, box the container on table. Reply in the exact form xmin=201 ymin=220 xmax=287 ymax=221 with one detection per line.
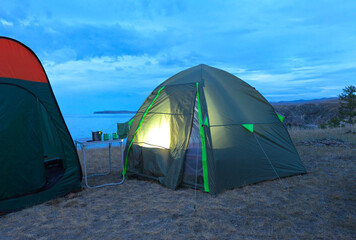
xmin=103 ymin=133 xmax=110 ymax=141
xmin=92 ymin=131 xmax=102 ymax=141
xmin=112 ymin=132 xmax=118 ymax=140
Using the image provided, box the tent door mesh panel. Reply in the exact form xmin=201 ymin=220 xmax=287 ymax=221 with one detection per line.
xmin=182 ymin=97 xmax=204 ymax=188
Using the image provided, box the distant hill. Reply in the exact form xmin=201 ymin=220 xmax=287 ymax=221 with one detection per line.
xmin=94 ymin=110 xmax=137 ymax=114
xmin=272 ymin=98 xmax=340 ymax=127
xmin=271 ymin=97 xmax=338 ymax=106
xmin=94 ymin=98 xmax=340 ymax=127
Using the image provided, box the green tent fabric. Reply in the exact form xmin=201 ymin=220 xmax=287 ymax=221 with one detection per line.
xmin=277 ymin=113 xmax=285 ymax=122
xmin=242 ymin=124 xmax=254 ymax=133
xmin=124 ymin=64 xmax=306 ymax=194
xmin=0 ymin=37 xmax=82 ymax=214
xmin=117 ymin=122 xmax=130 ymax=139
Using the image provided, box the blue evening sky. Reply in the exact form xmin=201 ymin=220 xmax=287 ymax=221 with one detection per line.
xmin=1 ymin=1 xmax=355 ymax=114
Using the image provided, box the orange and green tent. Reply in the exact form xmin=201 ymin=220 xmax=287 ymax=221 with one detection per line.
xmin=0 ymin=37 xmax=82 ymax=214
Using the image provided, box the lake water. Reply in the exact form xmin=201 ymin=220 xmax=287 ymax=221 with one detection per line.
xmin=63 ymin=114 xmax=135 ymax=140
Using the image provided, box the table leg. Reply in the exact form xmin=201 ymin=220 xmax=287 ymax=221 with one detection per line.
xmin=82 ymin=145 xmax=91 ymax=188
xmin=108 ymin=142 xmax=112 ymax=174
xmin=121 ymin=140 xmax=124 ymax=171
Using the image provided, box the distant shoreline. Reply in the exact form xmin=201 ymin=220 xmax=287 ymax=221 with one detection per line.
xmin=94 ymin=110 xmax=137 ymax=114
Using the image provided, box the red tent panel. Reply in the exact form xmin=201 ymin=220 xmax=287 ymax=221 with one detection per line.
xmin=0 ymin=38 xmax=48 ymax=83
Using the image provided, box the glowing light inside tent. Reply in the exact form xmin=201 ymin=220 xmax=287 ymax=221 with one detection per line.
xmin=141 ymin=120 xmax=171 ymax=149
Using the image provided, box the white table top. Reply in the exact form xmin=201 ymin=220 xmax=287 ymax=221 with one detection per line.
xmin=74 ymin=138 xmax=123 ymax=146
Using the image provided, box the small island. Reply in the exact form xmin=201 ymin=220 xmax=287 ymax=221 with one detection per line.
xmin=94 ymin=110 xmax=137 ymax=114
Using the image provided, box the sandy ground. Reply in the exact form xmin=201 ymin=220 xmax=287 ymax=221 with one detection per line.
xmin=1 ymin=127 xmax=355 ymax=239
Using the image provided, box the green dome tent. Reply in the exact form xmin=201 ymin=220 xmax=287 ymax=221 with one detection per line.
xmin=0 ymin=37 xmax=82 ymax=214
xmin=124 ymin=64 xmax=306 ymax=194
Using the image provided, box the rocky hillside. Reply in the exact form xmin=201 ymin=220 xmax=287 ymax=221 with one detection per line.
xmin=272 ymin=98 xmax=339 ymax=127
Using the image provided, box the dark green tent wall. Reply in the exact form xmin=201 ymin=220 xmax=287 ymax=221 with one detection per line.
xmin=0 ymin=37 xmax=82 ymax=214
xmin=124 ymin=64 xmax=306 ymax=194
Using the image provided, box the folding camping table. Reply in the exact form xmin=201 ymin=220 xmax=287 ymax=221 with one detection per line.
xmin=74 ymin=138 xmax=124 ymax=188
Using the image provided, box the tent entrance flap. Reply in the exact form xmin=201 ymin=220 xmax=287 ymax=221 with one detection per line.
xmin=196 ymin=82 xmax=209 ymax=192
xmin=0 ymin=84 xmax=68 ymax=201
xmin=0 ymin=85 xmax=46 ymax=200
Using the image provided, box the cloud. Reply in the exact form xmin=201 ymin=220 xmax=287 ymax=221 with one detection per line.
xmin=2 ymin=0 xmax=356 ymax=113
xmin=240 ymin=61 xmax=356 ymax=84
xmin=44 ymin=53 xmax=185 ymax=92
xmin=0 ymin=19 xmax=13 ymax=26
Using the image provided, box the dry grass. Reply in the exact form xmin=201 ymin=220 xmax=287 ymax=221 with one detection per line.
xmin=1 ymin=127 xmax=355 ymax=239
